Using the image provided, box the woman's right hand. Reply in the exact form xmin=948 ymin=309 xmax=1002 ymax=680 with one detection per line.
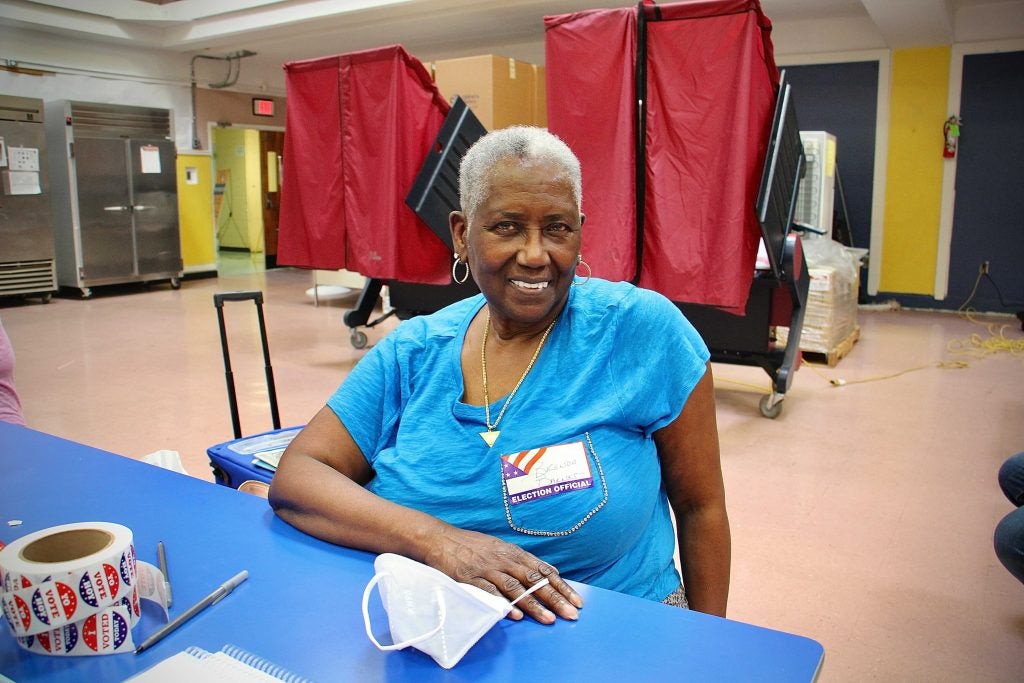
xmin=270 ymin=408 xmax=582 ymax=624
xmin=424 ymin=526 xmax=583 ymax=624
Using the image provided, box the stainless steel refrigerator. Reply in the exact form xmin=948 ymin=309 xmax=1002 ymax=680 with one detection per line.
xmin=45 ymin=101 xmax=182 ymax=297
xmin=0 ymin=95 xmax=57 ymax=301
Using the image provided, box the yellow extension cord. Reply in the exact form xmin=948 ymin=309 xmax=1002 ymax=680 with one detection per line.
xmin=947 ymin=316 xmax=1024 ymax=357
xmin=712 ymin=375 xmax=771 ymax=393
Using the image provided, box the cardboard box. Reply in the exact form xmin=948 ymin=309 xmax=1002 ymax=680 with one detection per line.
xmin=532 ymin=64 xmax=547 ymax=128
xmin=431 ymin=55 xmax=545 ymax=130
xmin=777 ymin=265 xmax=860 ymax=355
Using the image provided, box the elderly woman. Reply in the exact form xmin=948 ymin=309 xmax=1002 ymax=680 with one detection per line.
xmin=270 ymin=126 xmax=730 ymax=622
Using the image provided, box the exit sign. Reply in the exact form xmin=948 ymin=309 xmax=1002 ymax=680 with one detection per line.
xmin=252 ymin=98 xmax=275 ymax=117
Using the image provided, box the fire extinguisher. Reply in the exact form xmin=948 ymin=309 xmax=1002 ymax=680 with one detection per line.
xmin=943 ymin=115 xmax=961 ymax=158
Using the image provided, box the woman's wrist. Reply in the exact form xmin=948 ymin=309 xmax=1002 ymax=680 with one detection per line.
xmin=400 ymin=513 xmax=456 ymax=565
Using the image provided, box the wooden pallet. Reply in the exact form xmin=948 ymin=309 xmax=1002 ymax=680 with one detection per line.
xmin=802 ymin=326 xmax=860 ymax=367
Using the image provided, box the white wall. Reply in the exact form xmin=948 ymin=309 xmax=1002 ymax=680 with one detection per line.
xmin=770 ymin=16 xmax=888 ymax=55
xmin=956 ymin=2 xmax=1024 ymax=42
xmin=0 ymin=72 xmax=193 ymax=150
xmin=0 ymin=25 xmax=184 ymax=80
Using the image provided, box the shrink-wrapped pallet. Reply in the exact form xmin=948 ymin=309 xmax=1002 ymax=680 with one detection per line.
xmin=778 ymin=239 xmax=861 ymax=357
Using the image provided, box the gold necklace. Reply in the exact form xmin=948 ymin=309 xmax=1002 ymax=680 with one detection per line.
xmin=479 ymin=310 xmax=557 ymax=447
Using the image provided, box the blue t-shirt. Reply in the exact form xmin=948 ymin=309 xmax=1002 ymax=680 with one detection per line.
xmin=328 ymin=278 xmax=710 ymax=601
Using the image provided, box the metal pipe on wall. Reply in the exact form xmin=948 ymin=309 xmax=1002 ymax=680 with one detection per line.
xmin=190 ymin=51 xmax=258 ymax=150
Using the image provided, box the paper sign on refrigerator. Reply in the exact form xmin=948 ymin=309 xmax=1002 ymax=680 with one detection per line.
xmin=140 ymin=145 xmax=161 ymax=174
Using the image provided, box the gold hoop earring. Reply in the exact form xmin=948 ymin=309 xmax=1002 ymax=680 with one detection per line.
xmin=573 ymin=255 xmax=592 ymax=286
xmin=452 ymin=254 xmax=470 ymax=284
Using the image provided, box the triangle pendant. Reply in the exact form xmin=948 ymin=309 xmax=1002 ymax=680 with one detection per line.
xmin=480 ymin=430 xmax=500 ymax=448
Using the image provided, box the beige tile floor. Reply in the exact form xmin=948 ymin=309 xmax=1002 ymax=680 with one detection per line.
xmin=2 ymin=263 xmax=1023 ymax=681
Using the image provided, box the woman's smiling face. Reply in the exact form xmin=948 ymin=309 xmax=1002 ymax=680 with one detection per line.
xmin=454 ymin=157 xmax=583 ymax=334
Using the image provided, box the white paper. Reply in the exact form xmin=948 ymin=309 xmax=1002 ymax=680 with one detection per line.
xmin=7 ymin=146 xmax=39 ymax=172
xmin=140 ymin=449 xmax=190 ymax=475
xmin=125 ymin=646 xmax=299 ymax=683
xmin=227 ymin=427 xmax=301 ymax=455
xmin=124 ymin=650 xmax=280 ymax=682
xmin=140 ymin=145 xmax=162 ymax=174
xmin=2 ymin=170 xmax=41 ymax=195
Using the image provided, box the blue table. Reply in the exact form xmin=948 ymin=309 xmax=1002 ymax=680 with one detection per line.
xmin=0 ymin=424 xmax=823 ymax=681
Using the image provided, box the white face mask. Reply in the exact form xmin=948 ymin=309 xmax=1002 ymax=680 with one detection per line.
xmin=361 ymin=553 xmax=549 ymax=669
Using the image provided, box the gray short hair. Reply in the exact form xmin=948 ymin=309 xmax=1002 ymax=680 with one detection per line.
xmin=458 ymin=126 xmax=582 ymax=229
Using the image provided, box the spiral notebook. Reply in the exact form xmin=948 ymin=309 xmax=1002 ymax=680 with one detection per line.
xmin=125 ymin=644 xmax=312 ymax=683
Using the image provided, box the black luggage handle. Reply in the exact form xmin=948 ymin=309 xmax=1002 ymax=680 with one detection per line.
xmin=214 ymin=291 xmax=281 ymax=439
xmin=214 ymin=291 xmax=264 ymax=306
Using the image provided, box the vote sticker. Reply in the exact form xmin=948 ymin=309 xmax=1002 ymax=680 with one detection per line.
xmin=30 ymin=582 xmax=77 ymax=626
xmin=82 ymin=609 xmax=129 ymax=652
xmin=37 ymin=623 xmax=78 ymax=654
xmin=120 ymin=546 xmax=135 ymax=585
xmin=104 ymin=563 xmax=121 ymax=599
xmin=3 ymin=573 xmax=32 ymax=592
xmin=10 ymin=594 xmax=32 ymax=631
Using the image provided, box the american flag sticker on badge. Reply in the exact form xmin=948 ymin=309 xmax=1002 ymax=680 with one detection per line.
xmin=501 ymin=441 xmax=594 ymax=505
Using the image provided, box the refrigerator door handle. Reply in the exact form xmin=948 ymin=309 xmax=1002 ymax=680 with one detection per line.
xmin=103 ymin=205 xmax=130 ymax=211
xmin=132 ymin=205 xmax=152 ymax=211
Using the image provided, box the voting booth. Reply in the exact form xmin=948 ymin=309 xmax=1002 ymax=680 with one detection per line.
xmin=276 ymin=45 xmax=452 ymax=284
xmin=545 ymin=1 xmax=809 ymax=417
xmin=277 ymin=45 xmax=485 ymax=348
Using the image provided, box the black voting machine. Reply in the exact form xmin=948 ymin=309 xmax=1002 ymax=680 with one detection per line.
xmin=676 ymin=74 xmax=810 ymax=418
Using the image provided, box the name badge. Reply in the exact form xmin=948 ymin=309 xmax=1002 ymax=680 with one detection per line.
xmin=500 ymin=441 xmax=594 ymax=506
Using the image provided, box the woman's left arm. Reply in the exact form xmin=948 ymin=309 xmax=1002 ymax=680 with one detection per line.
xmin=654 ymin=362 xmax=731 ymax=616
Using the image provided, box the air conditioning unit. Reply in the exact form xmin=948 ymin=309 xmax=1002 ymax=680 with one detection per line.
xmin=795 ymin=131 xmax=836 ymax=237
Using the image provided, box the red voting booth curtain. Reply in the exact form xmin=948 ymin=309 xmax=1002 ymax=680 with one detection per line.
xmin=277 ymin=45 xmax=452 ymax=284
xmin=546 ymin=1 xmax=779 ymax=314
xmin=545 ymin=8 xmax=637 ymax=283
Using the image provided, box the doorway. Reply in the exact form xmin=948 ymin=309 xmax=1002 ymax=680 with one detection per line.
xmin=210 ymin=125 xmax=284 ymax=276
xmin=260 ymin=130 xmax=285 ymax=269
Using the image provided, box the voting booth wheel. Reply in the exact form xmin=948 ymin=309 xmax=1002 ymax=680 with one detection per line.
xmin=350 ymin=328 xmax=368 ymax=349
xmin=759 ymin=393 xmax=784 ymax=419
